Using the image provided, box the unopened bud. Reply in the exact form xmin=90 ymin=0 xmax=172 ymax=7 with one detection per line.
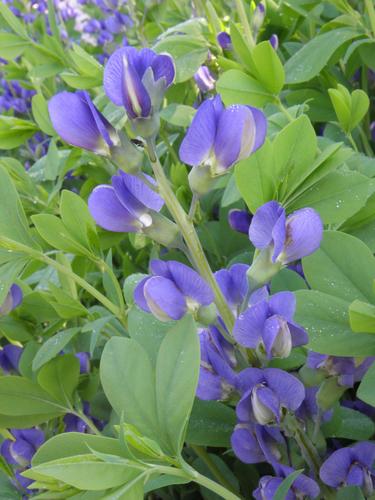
xmin=251 ymin=385 xmax=275 ymax=425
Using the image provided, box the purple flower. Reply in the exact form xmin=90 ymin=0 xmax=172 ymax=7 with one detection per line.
xmin=194 ymin=66 xmax=215 ymax=93
xmin=249 ymin=201 xmax=323 ymax=265
xmin=236 ymin=367 xmax=305 ymax=425
xmin=1 ymin=428 xmax=44 ymax=467
xmin=231 ymin=422 xmax=284 ymax=464
xmin=49 ymin=91 xmax=119 ymax=155
xmin=104 ymin=46 xmax=175 ymax=120
xmin=234 ymin=288 xmax=308 ymax=359
xmin=217 ymin=32 xmax=232 ymax=50
xmin=0 ymin=344 xmax=22 ymax=374
xmin=75 ymin=352 xmax=90 ymax=374
xmin=228 ymin=209 xmax=252 ymax=234
xmin=270 ymin=34 xmax=279 ymax=50
xmin=370 ymin=122 xmax=375 ymax=142
xmin=320 ymin=442 xmax=375 ymax=495
xmin=134 ymin=259 xmax=214 ymax=322
xmin=215 ymin=263 xmax=249 ymax=313
xmin=197 ymin=326 xmax=236 ymax=400
xmin=307 ymin=352 xmax=356 ymax=387
xmin=179 ymin=95 xmax=267 ymax=176
xmin=88 ymin=171 xmax=163 ymax=233
xmin=0 ymin=284 xmax=23 ymax=315
xmin=296 ymin=386 xmax=333 ymax=422
xmin=254 ymin=464 xmax=320 ymax=499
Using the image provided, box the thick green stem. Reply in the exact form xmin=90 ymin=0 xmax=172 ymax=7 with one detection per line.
xmin=146 ymin=141 xmax=235 ymax=333
xmin=156 ymin=465 xmax=241 ymax=500
xmin=191 ymin=445 xmax=240 ymax=497
xmin=0 ymin=236 xmax=126 ymax=325
xmin=234 ymin=0 xmax=254 ymax=48
xmin=364 ymin=0 xmax=375 ymax=37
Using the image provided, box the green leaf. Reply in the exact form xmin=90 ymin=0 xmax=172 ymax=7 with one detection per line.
xmin=229 ymin=22 xmax=255 ymax=74
xmin=273 ymin=470 xmax=303 ymax=500
xmin=100 ymin=337 xmax=160 ymax=443
xmin=69 ymin=44 xmax=103 ymax=77
xmin=60 ymin=190 xmax=98 ymax=252
xmin=155 ymin=315 xmax=200 ymax=455
xmin=288 ymin=171 xmax=374 ymax=225
xmin=37 ymin=355 xmax=80 ymax=405
xmin=349 ymin=300 xmax=375 ymax=334
xmin=160 ymin=104 xmax=195 ymax=127
xmin=328 ymin=86 xmax=352 ymax=132
xmin=295 ymin=290 xmax=375 ymax=356
xmin=25 ymin=454 xmax=140 ymax=491
xmin=336 ymin=486 xmax=365 ymax=500
xmin=0 ymin=3 xmax=29 ymax=38
xmin=127 ymin=307 xmax=171 ymax=365
xmin=48 ymin=283 xmax=88 ymax=319
xmin=285 ymin=28 xmax=360 ymax=84
xmin=303 ymin=231 xmax=375 ymax=303
xmin=0 ymin=376 xmax=64 ymax=420
xmin=32 ymin=433 xmax=124 ymax=466
xmin=273 ymin=115 xmax=317 ymax=200
xmin=235 ymin=139 xmax=275 ymax=212
xmin=60 ymin=72 xmax=102 ymax=89
xmin=251 ymin=41 xmax=285 ymax=94
xmin=32 ymin=94 xmax=55 ymax=136
xmin=32 ymin=214 xmax=92 ymax=256
xmin=32 ymin=327 xmax=80 ymax=371
xmin=271 ymin=268 xmax=308 ymax=293
xmin=316 ymin=377 xmax=347 ymax=411
xmin=0 ymin=33 xmax=28 ymax=59
xmin=0 ymin=165 xmax=38 ymax=249
xmin=357 ymin=361 xmax=375 ymax=407
xmin=322 ymin=406 xmax=374 ymax=440
xmin=186 ymin=399 xmax=236 ymax=447
xmin=153 ymin=36 xmax=208 ymax=82
xmin=217 ymin=69 xmax=276 ymax=107
xmin=350 ymin=89 xmax=370 ymax=130
xmin=0 ymin=115 xmax=38 ymax=149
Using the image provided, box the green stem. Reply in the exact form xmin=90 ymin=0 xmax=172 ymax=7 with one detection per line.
xmin=73 ymin=410 xmax=101 ymax=436
xmin=0 ymin=236 xmax=126 ymax=325
xmin=294 ymin=428 xmax=321 ymax=477
xmin=156 ymin=465 xmax=241 ymax=500
xmin=277 ymin=98 xmax=294 ymax=122
xmin=347 ymin=132 xmax=358 ymax=152
xmin=191 ymin=445 xmax=240 ymax=497
xmin=234 ymin=0 xmax=255 ymax=48
xmin=145 ymin=140 xmax=235 ymax=333
xmin=364 ymin=0 xmax=375 ymax=37
xmin=358 ymin=126 xmax=374 ymax=157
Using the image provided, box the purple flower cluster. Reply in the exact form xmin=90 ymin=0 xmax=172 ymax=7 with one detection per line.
xmin=0 ymin=79 xmax=35 ymax=115
xmin=1 ymin=428 xmax=45 ymax=491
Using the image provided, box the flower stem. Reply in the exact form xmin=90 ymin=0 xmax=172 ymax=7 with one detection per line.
xmin=73 ymin=410 xmax=101 ymax=436
xmin=156 ymin=464 xmax=241 ymax=500
xmin=364 ymin=0 xmax=375 ymax=37
xmin=145 ymin=140 xmax=235 ymax=333
xmin=191 ymin=445 xmax=241 ymax=497
xmin=234 ymin=0 xmax=255 ymax=49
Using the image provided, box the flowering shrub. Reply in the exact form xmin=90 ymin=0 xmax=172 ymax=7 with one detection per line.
xmin=0 ymin=0 xmax=374 ymax=498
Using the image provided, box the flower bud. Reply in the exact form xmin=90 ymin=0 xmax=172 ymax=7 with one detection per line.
xmin=217 ymin=32 xmax=232 ymax=51
xmin=252 ymin=2 xmax=265 ymax=37
xmin=269 ymin=34 xmax=279 ymax=50
xmin=194 ymin=66 xmax=215 ymax=93
xmin=251 ymin=385 xmax=275 ymax=425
